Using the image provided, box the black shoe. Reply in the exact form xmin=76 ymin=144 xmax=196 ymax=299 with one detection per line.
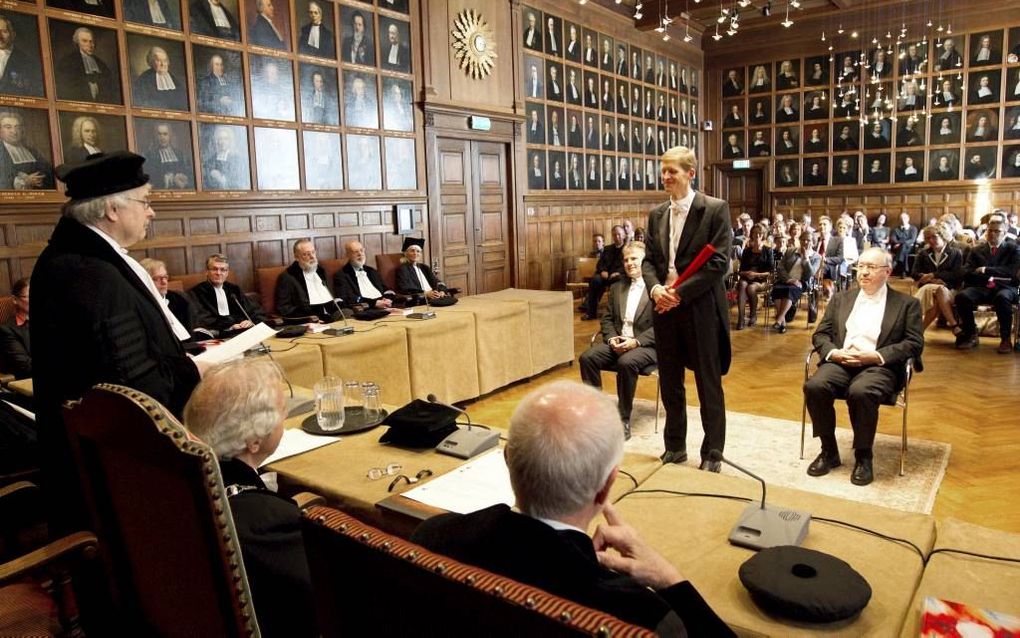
xmin=735 ymin=321 xmax=745 ymax=331
xmin=748 ymin=313 xmax=757 ymax=326
xmin=851 ymin=458 xmax=874 ymax=486
xmin=777 ymin=323 xmax=787 ymax=334
xmin=622 ymin=421 xmax=631 ymax=441
xmin=699 ymin=459 xmax=722 ymax=473
xmin=660 ymin=449 xmax=688 ymax=464
xmin=785 ymin=306 xmax=797 ymax=323
xmin=772 ymin=322 xmax=781 ymax=331
xmin=807 ymin=451 xmax=841 ymax=477
xmin=955 ymin=332 xmax=978 ymax=349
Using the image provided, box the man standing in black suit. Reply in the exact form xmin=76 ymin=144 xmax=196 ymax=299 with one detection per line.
xmin=953 ymin=214 xmax=1020 ymax=353
xmin=190 ymin=0 xmax=240 ymax=41
xmin=804 ymin=247 xmax=923 ymax=486
xmin=56 ymin=27 xmax=119 ymax=103
xmin=249 ymin=0 xmax=286 ymax=50
xmin=581 ymin=224 xmax=625 ymax=320
xmin=189 ymin=253 xmax=268 ymax=334
xmin=0 ymin=15 xmax=43 ymax=97
xmin=298 ymin=1 xmax=334 ymax=58
xmin=411 ymin=380 xmax=733 ymax=637
xmin=580 ymin=243 xmax=655 ymax=439
xmin=642 ymin=146 xmax=732 ymax=472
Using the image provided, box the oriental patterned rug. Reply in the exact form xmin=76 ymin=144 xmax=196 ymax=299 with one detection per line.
xmin=624 ymin=399 xmax=950 ymax=514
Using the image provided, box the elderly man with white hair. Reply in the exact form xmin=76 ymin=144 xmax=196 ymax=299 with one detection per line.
xmin=412 ymin=380 xmax=733 ymax=636
xmin=185 ymin=358 xmax=316 ymax=638
xmin=274 ymin=237 xmax=341 ymax=321
xmin=333 ymin=239 xmax=396 ymax=309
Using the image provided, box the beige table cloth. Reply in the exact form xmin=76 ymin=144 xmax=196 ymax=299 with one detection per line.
xmin=472 ymin=288 xmax=574 ymax=375
xmin=442 ymin=296 xmax=533 ymax=395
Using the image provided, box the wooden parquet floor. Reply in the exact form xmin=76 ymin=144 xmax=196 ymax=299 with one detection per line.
xmin=467 ymin=280 xmax=1020 ymax=534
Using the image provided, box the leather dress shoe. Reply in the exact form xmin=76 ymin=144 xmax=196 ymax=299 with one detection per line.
xmin=997 ymin=340 xmax=1013 ymax=354
xmin=699 ymin=459 xmax=722 ymax=473
xmin=851 ymin=458 xmax=874 ymax=486
xmin=955 ymin=333 xmax=978 ymax=349
xmin=660 ymin=449 xmax=688 ymax=464
xmin=807 ymin=451 xmax=841 ymax=477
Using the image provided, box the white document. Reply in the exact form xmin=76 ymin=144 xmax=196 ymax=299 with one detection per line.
xmin=2 ymin=400 xmax=35 ymax=421
xmin=261 ymin=428 xmax=341 ymax=467
xmin=194 ymin=322 xmax=277 ymax=364
xmin=402 ymin=449 xmax=515 ymax=514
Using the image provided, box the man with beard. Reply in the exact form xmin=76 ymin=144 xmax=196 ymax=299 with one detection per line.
xmin=334 ymin=239 xmax=397 ymax=309
xmin=275 ymin=238 xmax=342 ymax=321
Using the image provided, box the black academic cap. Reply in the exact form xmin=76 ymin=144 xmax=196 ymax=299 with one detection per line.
xmin=401 ymin=236 xmax=425 ymax=252
xmin=56 ymin=151 xmax=149 ymax=200
xmin=379 ymin=399 xmax=458 ymax=448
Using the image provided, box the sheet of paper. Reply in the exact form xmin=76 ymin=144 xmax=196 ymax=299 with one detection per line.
xmin=402 ymin=449 xmax=514 ymax=514
xmin=3 ymin=400 xmax=35 ymax=421
xmin=261 ymin=428 xmax=341 ymax=467
xmin=194 ymin=322 xmax=277 ymax=364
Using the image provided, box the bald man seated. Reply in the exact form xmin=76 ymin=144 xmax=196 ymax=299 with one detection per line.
xmin=274 ymin=238 xmax=342 ymax=321
xmin=332 ymin=240 xmax=397 ymax=309
xmin=411 ymin=380 xmax=734 ymax=636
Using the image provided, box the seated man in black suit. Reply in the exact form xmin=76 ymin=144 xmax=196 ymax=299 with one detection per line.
xmin=580 ymin=224 xmax=626 ymax=320
xmin=953 ymin=214 xmax=1020 ymax=353
xmin=0 ymin=277 xmax=31 ymax=379
xmin=184 ymin=358 xmax=316 ymax=638
xmin=334 ymin=239 xmax=397 ymax=309
xmin=140 ymin=258 xmax=213 ymax=343
xmin=274 ymin=238 xmax=341 ymax=322
xmin=804 ymin=247 xmax=923 ymax=486
xmin=395 ymin=237 xmax=457 ymax=306
xmin=411 ymin=380 xmax=733 ymax=636
xmin=579 ymin=243 xmax=655 ymax=440
xmin=189 ymin=253 xmax=268 ymax=335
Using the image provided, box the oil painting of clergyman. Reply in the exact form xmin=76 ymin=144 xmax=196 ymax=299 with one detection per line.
xmin=382 ymin=76 xmax=413 ymax=131
xmin=124 ymin=0 xmax=182 ymax=30
xmin=47 ymin=0 xmax=114 ymax=19
xmin=928 ymin=151 xmax=958 ymax=181
xmin=254 ymin=127 xmax=299 ymax=189
xmin=302 ymin=130 xmax=342 ymax=190
xmin=58 ymin=111 xmax=128 ymax=163
xmin=250 ymin=55 xmax=295 ymax=121
xmin=522 ymin=9 xmax=540 ymax=52
xmin=340 ymin=6 xmax=374 ymax=66
xmin=527 ymin=150 xmax=545 ymax=189
xmin=346 ymin=133 xmax=381 ymax=190
xmin=129 ymin=37 xmax=189 ymax=111
xmin=970 ymin=32 xmax=1001 ymax=66
xmin=0 ymin=14 xmax=44 ymax=98
xmin=136 ymin=118 xmax=194 ymax=190
xmin=300 ymin=63 xmax=338 ymax=126
xmin=194 ymin=46 xmax=245 ymax=117
xmin=189 ymin=0 xmax=240 ymax=41
xmin=343 ymin=71 xmax=378 ymax=129
xmin=378 ymin=0 xmax=408 ymax=14
xmin=199 ymin=123 xmax=250 ymax=190
xmin=297 ymin=0 xmax=334 ymax=59
xmin=52 ymin=22 xmax=122 ymax=104
xmin=385 ymin=136 xmax=415 ymax=190
xmin=1004 ymin=146 xmax=1020 ymax=177
xmin=963 ymin=147 xmax=996 ymax=180
xmin=379 ymin=17 xmax=410 ymax=74
xmin=246 ymin=0 xmax=289 ymax=51
xmin=0 ymin=110 xmax=54 ymax=190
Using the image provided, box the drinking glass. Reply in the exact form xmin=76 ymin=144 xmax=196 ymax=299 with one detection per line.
xmin=315 ymin=376 xmax=345 ymax=432
xmin=344 ymin=380 xmax=363 ymax=414
xmin=362 ymin=382 xmax=381 ymax=423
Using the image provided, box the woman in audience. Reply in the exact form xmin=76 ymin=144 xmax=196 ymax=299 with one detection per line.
xmin=184 ymin=358 xmax=317 ymax=638
xmin=836 ymin=217 xmax=860 ymax=285
xmin=911 ymin=224 xmax=963 ymax=333
xmin=735 ymin=224 xmax=773 ymax=330
xmin=396 ymin=237 xmax=457 ymax=306
xmin=0 ymin=278 xmax=31 ymax=379
xmin=787 ymin=221 xmax=802 ymax=246
xmin=771 ymin=231 xmax=820 ymax=333
xmin=869 ymin=212 xmax=890 ymax=251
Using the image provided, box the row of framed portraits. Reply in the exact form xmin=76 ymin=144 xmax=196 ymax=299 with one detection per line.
xmin=720 ymin=107 xmax=1020 ymax=158
xmin=721 ymin=69 xmax=1020 ymax=129
xmin=773 ymin=146 xmax=1020 ymax=188
xmin=0 ymin=11 xmax=414 ymax=130
xmin=526 ymin=151 xmax=688 ymax=192
xmin=0 ymin=108 xmax=417 ymax=191
xmin=721 ymin=27 xmax=1020 ymax=96
xmin=13 ymin=0 xmax=410 ymax=64
xmin=527 ymin=106 xmax=698 ymax=158
xmin=522 ymin=5 xmax=699 ymax=96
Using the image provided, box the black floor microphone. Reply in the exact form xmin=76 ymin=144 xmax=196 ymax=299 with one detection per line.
xmin=708 ymin=449 xmax=810 ymax=550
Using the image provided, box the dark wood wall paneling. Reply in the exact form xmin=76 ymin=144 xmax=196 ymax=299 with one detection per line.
xmin=703 ymin=0 xmax=1020 ymax=228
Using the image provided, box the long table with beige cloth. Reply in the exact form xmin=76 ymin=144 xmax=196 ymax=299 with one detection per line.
xmin=471 ymin=288 xmax=575 ymax=377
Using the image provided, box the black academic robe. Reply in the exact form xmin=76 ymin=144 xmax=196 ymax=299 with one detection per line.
xmin=123 ymin=0 xmax=180 ymax=29
xmin=189 ymin=280 xmax=268 ymax=333
xmin=395 ymin=261 xmax=441 ymax=295
xmin=189 ymin=0 xmax=240 ymax=40
xmin=55 ymin=51 xmax=120 ymax=104
xmin=0 ymin=46 xmax=43 ymax=97
xmin=133 ymin=68 xmax=189 ymax=111
xmin=333 ymin=262 xmax=393 ymax=308
xmin=0 ymin=143 xmax=54 ymax=190
xmin=249 ymin=14 xmax=286 ymax=49
xmin=274 ymin=261 xmax=335 ymax=320
xmin=297 ymin=23 xmax=336 ymax=58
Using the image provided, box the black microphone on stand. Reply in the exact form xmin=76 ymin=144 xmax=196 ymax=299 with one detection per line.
xmin=325 ymin=297 xmax=354 ymax=335
xmin=707 ymin=449 xmax=810 ymax=550
xmin=427 ymin=393 xmax=472 ymax=428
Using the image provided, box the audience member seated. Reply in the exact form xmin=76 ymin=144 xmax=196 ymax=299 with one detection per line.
xmin=633 ymin=227 xmax=646 ymax=243
xmin=0 ymin=277 xmax=31 ymax=379
xmin=274 ymin=238 xmax=341 ymax=322
xmin=183 ymin=357 xmax=317 ymax=638
xmin=580 ymin=224 xmax=626 ymax=320
xmin=579 ymin=242 xmax=655 ymax=440
xmin=732 ymin=213 xmax=753 ymax=250
xmin=852 ymin=211 xmax=870 ymax=252
xmin=190 ymin=254 xmax=268 ymax=335
xmin=953 ymin=214 xmax=1020 ymax=353
xmin=890 ymin=212 xmax=918 ymax=276
xmin=869 ymin=212 xmax=890 ymax=251
xmin=588 ymin=233 xmax=605 ymax=258
xmin=395 ymin=237 xmax=457 ymax=306
xmin=910 ymin=224 xmax=963 ymax=333
xmin=735 ymin=224 xmax=773 ymax=330
xmin=836 ymin=216 xmax=860 ymax=282
xmin=140 ymin=258 xmax=212 ymax=342
xmin=334 ymin=240 xmax=397 ymax=309
xmin=411 ymin=380 xmax=734 ymax=636
xmin=771 ymin=231 xmax=821 ymax=332
xmin=816 ymin=216 xmax=842 ymax=299
xmin=804 ymin=247 xmax=924 ymax=486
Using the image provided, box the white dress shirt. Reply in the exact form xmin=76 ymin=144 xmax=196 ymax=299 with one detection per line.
xmin=621 ymin=277 xmax=645 ymax=339
xmin=841 ymin=285 xmax=888 ymax=357
xmin=667 ymin=188 xmax=696 ymax=280
xmin=303 ymin=269 xmax=333 ymax=304
xmin=353 ymin=265 xmax=383 ymax=299
xmin=213 ymin=285 xmax=230 ymax=315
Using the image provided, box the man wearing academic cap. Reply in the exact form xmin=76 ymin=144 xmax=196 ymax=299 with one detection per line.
xmin=395 ymin=237 xmax=457 ymax=306
xmin=31 ymin=151 xmax=203 ymax=531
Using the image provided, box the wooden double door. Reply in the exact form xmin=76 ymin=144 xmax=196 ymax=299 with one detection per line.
xmin=432 ymin=138 xmax=512 ymax=295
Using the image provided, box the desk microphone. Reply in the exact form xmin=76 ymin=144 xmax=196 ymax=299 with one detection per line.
xmin=707 ymin=449 xmax=811 ymax=551
xmin=407 ymin=277 xmax=437 ymax=320
xmin=232 ymin=294 xmax=314 ymax=418
xmin=326 ymin=297 xmax=354 ymax=335
xmin=430 ymin=393 xmax=499 ymax=459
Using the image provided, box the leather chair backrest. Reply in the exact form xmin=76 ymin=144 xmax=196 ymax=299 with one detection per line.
xmin=63 ymin=386 xmax=258 ymax=637
xmin=374 ymin=254 xmax=403 ymax=292
xmin=166 ymin=280 xmax=184 ymax=293
xmin=256 ymin=266 xmax=288 ymax=315
xmin=320 ymin=258 xmax=348 ymax=290
xmin=301 ymin=505 xmax=654 ymax=638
